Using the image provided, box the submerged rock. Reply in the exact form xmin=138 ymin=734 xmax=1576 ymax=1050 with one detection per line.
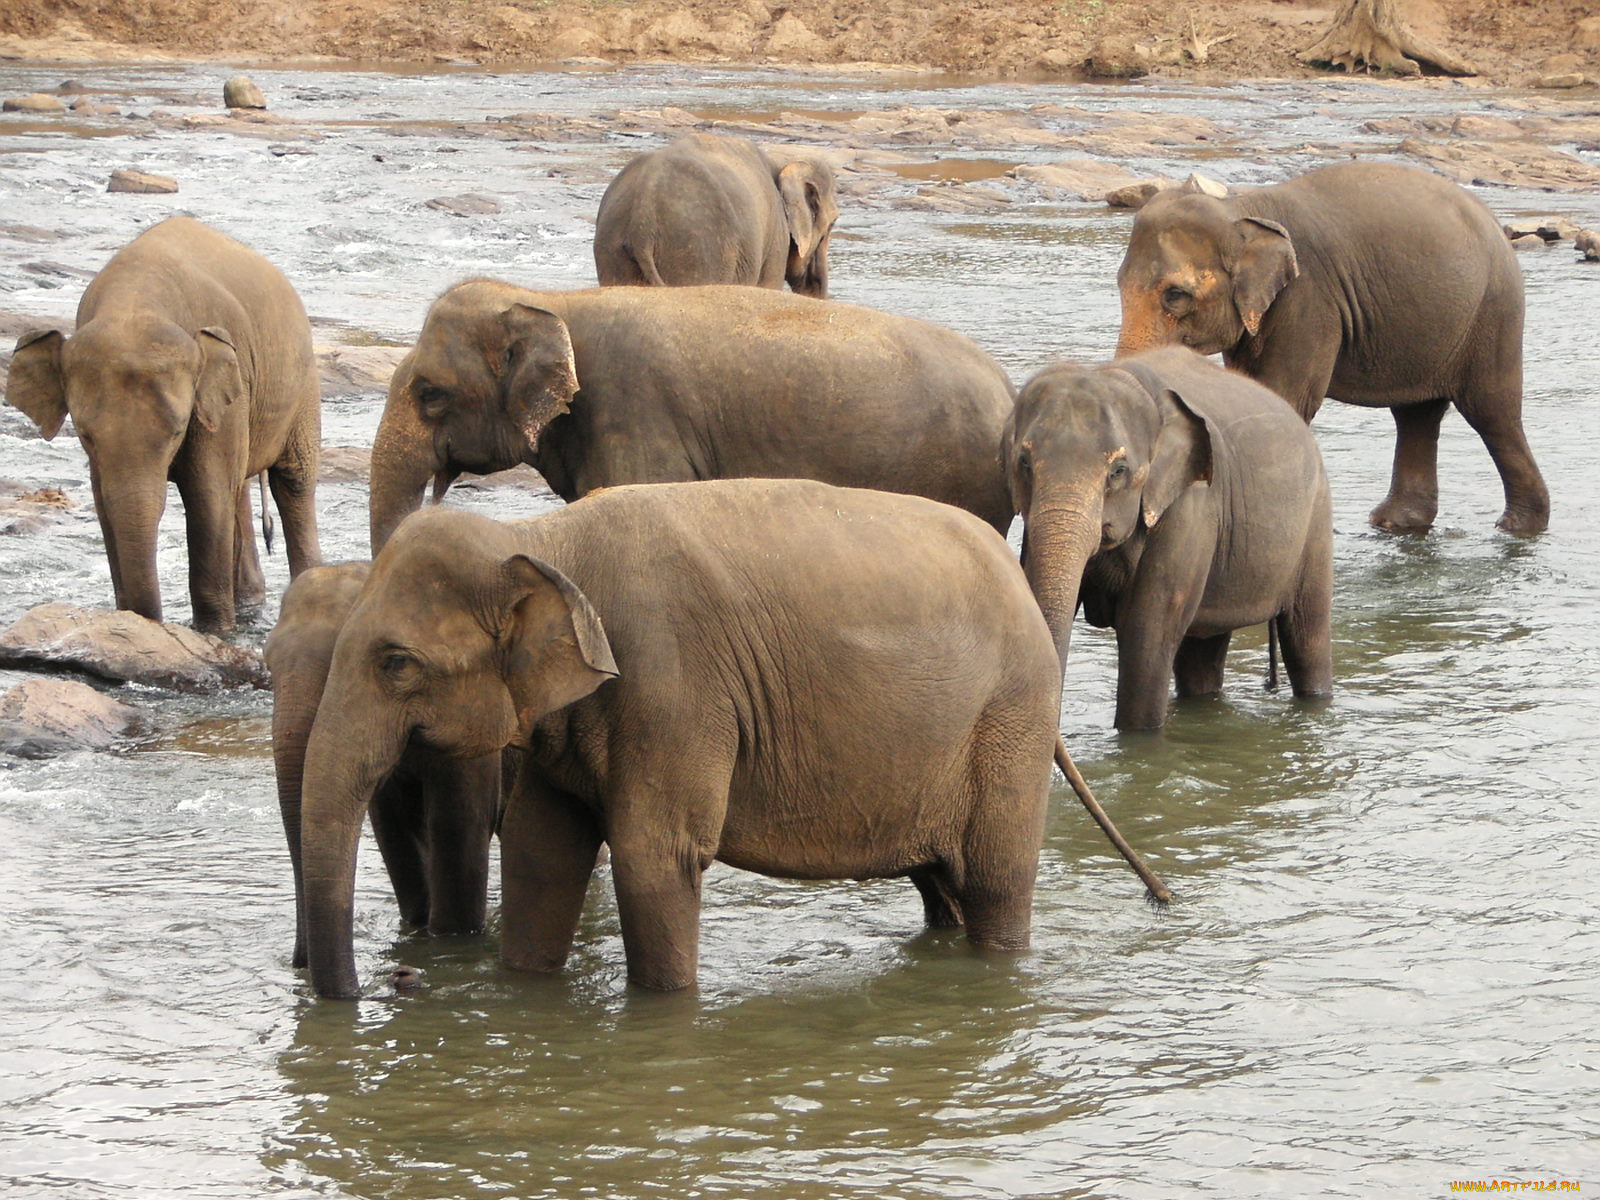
xmin=107 ymin=169 xmax=179 ymax=194
xmin=3 ymin=94 xmax=67 ymax=114
xmin=0 ymin=604 xmax=268 ymax=692
xmin=224 ymin=76 xmax=268 ymax=109
xmin=0 ymin=677 xmax=147 ymax=758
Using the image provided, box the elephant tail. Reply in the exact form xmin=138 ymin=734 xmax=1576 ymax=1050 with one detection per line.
xmin=259 ymin=471 xmax=275 ymax=556
xmin=624 ymin=243 xmax=667 ymax=287
xmin=1266 ymin=620 xmax=1280 ymax=691
xmin=1054 ymin=735 xmax=1173 ymax=906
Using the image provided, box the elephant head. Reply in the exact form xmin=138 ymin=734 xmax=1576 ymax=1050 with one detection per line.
xmin=1003 ymin=360 xmax=1212 ymax=667
xmin=368 ymin=282 xmax=579 ymax=554
xmin=769 ymin=154 xmax=840 ymax=299
xmin=6 ymin=315 xmax=245 ymax=624
xmin=1115 ymin=189 xmax=1299 ymax=357
xmin=298 ymin=507 xmax=617 ymax=998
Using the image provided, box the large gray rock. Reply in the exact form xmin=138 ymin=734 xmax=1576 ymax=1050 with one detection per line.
xmin=0 ymin=604 xmax=268 ymax=692
xmin=223 ymin=76 xmax=267 ymax=109
xmin=0 ymin=677 xmax=147 ymax=758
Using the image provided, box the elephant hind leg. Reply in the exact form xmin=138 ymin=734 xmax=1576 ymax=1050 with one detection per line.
xmin=1275 ymin=541 xmax=1334 ymax=700
xmin=233 ymin=484 xmax=267 ymax=611
xmin=950 ymin=726 xmax=1051 ymax=954
xmin=1370 ymin=398 xmax=1448 ymax=534
xmin=1173 ymin=632 xmax=1230 ymax=698
xmin=909 ymin=867 xmax=963 ymax=928
xmin=1453 ymin=388 xmax=1549 ymax=535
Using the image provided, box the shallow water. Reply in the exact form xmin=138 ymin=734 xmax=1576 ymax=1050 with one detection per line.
xmin=2 ymin=60 xmax=1600 ymax=1198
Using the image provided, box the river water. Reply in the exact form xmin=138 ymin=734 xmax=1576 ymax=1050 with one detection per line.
xmin=2 ymin=60 xmax=1598 ymax=1198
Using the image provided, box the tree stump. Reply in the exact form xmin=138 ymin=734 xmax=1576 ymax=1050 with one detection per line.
xmin=1299 ymin=0 xmax=1477 ymax=76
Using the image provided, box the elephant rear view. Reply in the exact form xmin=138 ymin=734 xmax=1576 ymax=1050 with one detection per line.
xmin=5 ymin=217 xmax=323 ymax=632
xmin=594 ymin=132 xmax=839 ymax=297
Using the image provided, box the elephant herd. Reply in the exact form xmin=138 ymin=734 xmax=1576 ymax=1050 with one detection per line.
xmin=4 ymin=131 xmax=1548 ymax=1000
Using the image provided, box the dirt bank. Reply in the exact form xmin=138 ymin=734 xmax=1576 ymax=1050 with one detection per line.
xmin=1 ymin=0 xmax=1597 ymax=87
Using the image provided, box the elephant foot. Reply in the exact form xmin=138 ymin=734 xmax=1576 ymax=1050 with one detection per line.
xmin=1495 ymin=505 xmax=1549 ymax=537
xmin=1368 ymin=499 xmax=1435 ymax=536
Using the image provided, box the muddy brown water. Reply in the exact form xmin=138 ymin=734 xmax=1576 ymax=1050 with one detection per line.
xmin=2 ymin=61 xmax=1599 ymax=1198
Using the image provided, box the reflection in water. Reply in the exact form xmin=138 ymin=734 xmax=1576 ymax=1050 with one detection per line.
xmin=2 ymin=59 xmax=1599 ymax=1199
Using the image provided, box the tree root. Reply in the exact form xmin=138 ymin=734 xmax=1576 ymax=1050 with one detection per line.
xmin=1299 ymin=0 xmax=1477 ymax=77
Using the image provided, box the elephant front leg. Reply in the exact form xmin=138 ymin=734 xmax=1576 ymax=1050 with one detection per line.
xmin=1112 ymin=525 xmax=1215 ymax=731
xmin=421 ymin=751 xmax=501 ymax=937
xmin=369 ymin=772 xmax=431 ymax=928
xmin=176 ymin=466 xmax=239 ymax=634
xmin=1371 ymin=399 xmax=1447 ymax=534
xmin=499 ymin=779 xmax=603 ymax=976
xmin=607 ymin=827 xmax=712 ymax=991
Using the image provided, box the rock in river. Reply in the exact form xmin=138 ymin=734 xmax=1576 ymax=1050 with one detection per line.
xmin=0 ymin=604 xmax=269 ymax=692
xmin=0 ymin=677 xmax=147 ymax=759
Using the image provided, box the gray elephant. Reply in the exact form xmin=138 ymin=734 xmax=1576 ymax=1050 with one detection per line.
xmin=1116 ymin=161 xmax=1547 ymax=536
xmin=298 ymin=479 xmax=1061 ymax=998
xmin=1004 ymin=346 xmax=1333 ymax=731
xmin=593 ymin=132 xmax=839 ymax=297
xmin=5 ymin=217 xmax=323 ymax=632
xmin=367 ymin=279 xmax=1015 ymax=552
xmin=265 ymin=563 xmax=503 ymax=969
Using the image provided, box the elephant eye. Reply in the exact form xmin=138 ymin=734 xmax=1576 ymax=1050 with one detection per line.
xmin=1161 ymin=285 xmax=1193 ymax=312
xmin=1107 ymin=460 xmax=1131 ymax=485
xmin=379 ymin=649 xmax=420 ymax=682
xmin=1016 ymin=450 xmax=1033 ymax=478
xmin=417 ymin=384 xmax=451 ymax=420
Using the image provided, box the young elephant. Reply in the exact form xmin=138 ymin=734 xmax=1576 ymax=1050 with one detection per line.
xmin=1116 ymin=161 xmax=1546 ymax=536
xmin=265 ymin=563 xmax=503 ymax=969
xmin=368 ymin=279 xmax=1015 ymax=552
xmin=1005 ymin=346 xmax=1333 ymax=731
xmin=298 ymin=479 xmax=1061 ymax=998
xmin=594 ymin=132 xmax=839 ymax=297
xmin=6 ymin=217 xmax=322 ymax=632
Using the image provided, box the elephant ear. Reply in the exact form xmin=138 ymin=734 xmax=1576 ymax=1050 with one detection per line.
xmin=497 ymin=553 xmax=618 ymax=732
xmin=194 ymin=327 xmax=245 ymax=433
xmin=1230 ymin=217 xmax=1298 ymax=339
xmin=499 ymin=304 xmax=578 ymax=452
xmin=7 ymin=328 xmax=69 ymax=440
xmin=1141 ymin=386 xmax=1213 ymax=531
xmin=776 ymin=159 xmax=838 ymax=262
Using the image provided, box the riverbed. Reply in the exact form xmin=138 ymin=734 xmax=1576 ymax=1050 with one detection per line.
xmin=2 ymin=59 xmax=1598 ymax=1198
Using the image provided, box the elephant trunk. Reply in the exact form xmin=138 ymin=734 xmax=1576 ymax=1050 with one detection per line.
xmin=1114 ymin=287 xmax=1169 ymax=358
xmin=90 ymin=465 xmax=170 ymax=624
xmin=788 ymin=242 xmax=829 ymax=299
xmin=299 ymin=682 xmax=412 ymax=999
xmin=1021 ymin=495 xmax=1104 ymax=671
xmin=270 ymin=676 xmax=333 ymax=969
xmin=368 ymin=383 xmax=437 ymax=556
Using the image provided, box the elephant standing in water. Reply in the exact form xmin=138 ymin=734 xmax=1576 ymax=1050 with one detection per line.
xmin=298 ymin=480 xmax=1062 ymax=998
xmin=367 ymin=279 xmax=1015 ymax=552
xmin=265 ymin=563 xmax=504 ymax=969
xmin=594 ymin=132 xmax=839 ymax=297
xmin=1005 ymin=347 xmax=1333 ymax=731
xmin=6 ymin=216 xmax=322 ymax=632
xmin=1115 ymin=161 xmax=1547 ymax=536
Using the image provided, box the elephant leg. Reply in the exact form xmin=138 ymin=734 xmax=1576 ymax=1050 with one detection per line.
xmin=498 ymin=774 xmax=603 ymax=975
xmin=950 ymin=736 xmax=1049 ymax=953
xmin=909 ymin=867 xmax=963 ymax=928
xmin=421 ymin=750 xmax=500 ymax=937
xmin=608 ymin=825 xmax=712 ymax=991
xmin=1452 ymin=388 xmax=1550 ymax=536
xmin=176 ymin=462 xmax=239 ymax=634
xmin=369 ymin=772 xmax=431 ymax=929
xmin=1370 ymin=399 xmax=1447 ymax=534
xmin=1112 ymin=521 xmax=1215 ymax=731
xmin=1276 ymin=538 xmax=1335 ymax=700
xmin=233 ymin=484 xmax=267 ymax=612
xmin=1173 ymin=632 xmax=1231 ymax=698
xmin=268 ymin=435 xmax=324 ymax=579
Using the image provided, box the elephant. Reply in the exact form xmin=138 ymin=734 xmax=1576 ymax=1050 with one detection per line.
xmin=264 ymin=562 xmax=504 ymax=970
xmin=1115 ymin=161 xmax=1548 ymax=536
xmin=593 ymin=132 xmax=839 ymax=298
xmin=1004 ymin=346 xmax=1333 ymax=731
xmin=298 ymin=479 xmax=1062 ymax=998
xmin=367 ymin=279 xmax=1015 ymax=553
xmin=5 ymin=216 xmax=323 ymax=632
